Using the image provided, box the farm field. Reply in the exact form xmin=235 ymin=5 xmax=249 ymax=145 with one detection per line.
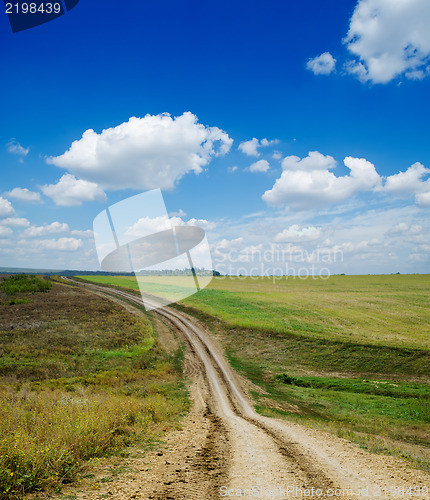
xmin=0 ymin=275 xmax=188 ymax=498
xmin=81 ymin=273 xmax=430 ymax=470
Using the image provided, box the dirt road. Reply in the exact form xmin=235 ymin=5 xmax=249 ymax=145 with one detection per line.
xmin=59 ymin=280 xmax=430 ymax=499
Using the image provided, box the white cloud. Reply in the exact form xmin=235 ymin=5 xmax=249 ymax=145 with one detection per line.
xmin=228 ymin=166 xmax=239 ymax=173
xmin=383 ymin=162 xmax=429 ymax=194
xmin=260 ymin=138 xmax=278 ymax=147
xmin=242 ymin=243 xmax=264 ymax=254
xmin=71 ymin=229 xmax=94 ymax=238
xmin=382 ymin=162 xmax=430 ymax=206
xmin=416 ymin=190 xmax=430 ymax=207
xmin=7 ymin=139 xmax=29 ymax=157
xmin=215 ymin=237 xmax=244 ymax=251
xmin=42 ymin=174 xmax=107 ymax=206
xmin=169 ymin=208 xmax=187 ymax=217
xmin=0 ymin=197 xmax=15 ymax=218
xmin=249 ymin=159 xmax=270 ymax=173
xmin=409 ymin=252 xmax=429 ymax=263
xmin=272 ymin=151 xmax=282 ymax=160
xmin=306 ymin=52 xmax=336 ymax=75
xmin=274 ymin=224 xmax=322 ymax=242
xmin=344 ymin=0 xmax=430 ymax=84
xmin=34 ymin=237 xmax=83 ymax=252
xmin=23 ymin=222 xmax=70 ymax=237
xmin=239 ymin=138 xmax=278 ymax=157
xmin=124 ymin=215 xmax=216 ymax=239
xmin=187 ymin=218 xmax=217 ymax=230
xmin=239 ymin=138 xmax=260 ymax=157
xmin=0 ymin=226 xmax=13 ymax=237
xmin=5 ymin=187 xmax=41 ymax=202
xmin=0 ymin=217 xmax=29 ymax=228
xmin=387 ymin=222 xmax=422 ymax=235
xmin=46 ymin=112 xmax=233 ymax=191
xmin=262 ymin=152 xmax=381 ymax=209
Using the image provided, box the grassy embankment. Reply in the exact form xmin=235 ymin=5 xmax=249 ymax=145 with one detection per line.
xmin=81 ymin=274 xmax=430 ymax=471
xmin=0 ymin=275 xmax=188 ymax=499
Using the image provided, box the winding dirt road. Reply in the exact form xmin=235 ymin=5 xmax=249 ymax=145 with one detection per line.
xmin=60 ymin=280 xmax=430 ymax=499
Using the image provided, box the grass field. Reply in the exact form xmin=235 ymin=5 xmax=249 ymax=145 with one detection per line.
xmin=0 ymin=277 xmax=188 ymax=499
xmin=81 ymin=274 xmax=430 ymax=470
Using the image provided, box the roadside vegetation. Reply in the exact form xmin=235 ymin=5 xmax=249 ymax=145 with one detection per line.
xmin=81 ymin=273 xmax=430 ymax=471
xmin=0 ymin=276 xmax=188 ymax=499
xmin=0 ymin=274 xmax=52 ymax=305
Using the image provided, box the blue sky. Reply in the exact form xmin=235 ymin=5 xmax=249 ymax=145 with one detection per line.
xmin=1 ymin=0 xmax=430 ymax=275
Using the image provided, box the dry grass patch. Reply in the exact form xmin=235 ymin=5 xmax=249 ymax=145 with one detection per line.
xmin=0 ymin=279 xmax=189 ymax=499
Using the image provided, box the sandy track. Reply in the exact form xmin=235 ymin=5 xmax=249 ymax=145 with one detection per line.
xmin=60 ymin=280 xmax=430 ymax=499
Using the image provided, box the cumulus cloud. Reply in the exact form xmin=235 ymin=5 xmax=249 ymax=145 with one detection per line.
xmin=383 ymin=162 xmax=429 ymax=194
xmin=415 ymin=191 xmax=430 ymax=207
xmin=42 ymin=174 xmax=107 ymax=206
xmin=213 ymin=237 xmax=244 ymax=252
xmin=0 ymin=197 xmax=14 ymax=218
xmin=249 ymin=159 xmax=270 ymax=173
xmin=124 ymin=215 xmax=216 ymax=239
xmin=187 ymin=218 xmax=217 ymax=230
xmin=46 ymin=112 xmax=233 ymax=191
xmin=0 ymin=217 xmax=30 ymax=228
xmin=228 ymin=166 xmax=239 ymax=173
xmin=382 ymin=162 xmax=430 ymax=207
xmin=306 ymin=52 xmax=336 ymax=75
xmin=239 ymin=137 xmax=278 ymax=157
xmin=5 ymin=187 xmax=41 ymax=202
xmin=262 ymin=151 xmax=381 ymax=209
xmin=274 ymin=224 xmax=322 ymax=242
xmin=344 ymin=0 xmax=430 ymax=83
xmin=7 ymin=139 xmax=29 ymax=158
xmin=23 ymin=222 xmax=70 ymax=238
xmin=34 ymin=237 xmax=83 ymax=251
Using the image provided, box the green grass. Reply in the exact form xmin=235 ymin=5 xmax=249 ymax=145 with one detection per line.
xmin=79 ymin=274 xmax=430 ymax=470
xmin=77 ymin=275 xmax=140 ymax=292
xmin=180 ymin=274 xmax=430 ymax=350
xmin=0 ymin=279 xmax=189 ymax=499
